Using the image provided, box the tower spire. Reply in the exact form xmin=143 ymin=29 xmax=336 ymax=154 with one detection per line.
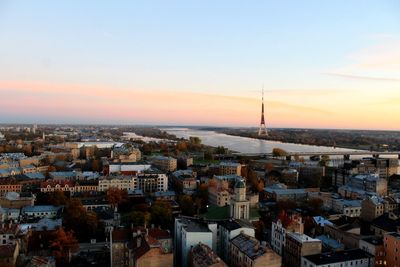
xmin=258 ymin=85 xmax=267 ymax=136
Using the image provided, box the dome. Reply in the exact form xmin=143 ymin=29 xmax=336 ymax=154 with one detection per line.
xmin=235 ymin=179 xmax=246 ymax=189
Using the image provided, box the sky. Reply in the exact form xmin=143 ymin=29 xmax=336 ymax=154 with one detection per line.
xmin=0 ymin=1 xmax=400 ymax=130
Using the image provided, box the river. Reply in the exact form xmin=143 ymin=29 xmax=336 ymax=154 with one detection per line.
xmin=162 ymin=128 xmax=358 ymax=154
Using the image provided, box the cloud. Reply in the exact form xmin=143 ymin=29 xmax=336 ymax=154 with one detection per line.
xmin=325 ymin=73 xmax=400 ymax=82
xmin=328 ymin=37 xmax=400 ymax=82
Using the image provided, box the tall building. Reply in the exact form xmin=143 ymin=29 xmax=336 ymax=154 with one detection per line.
xmin=230 ymin=179 xmax=250 ymax=220
xmin=258 ymin=87 xmax=267 ymax=136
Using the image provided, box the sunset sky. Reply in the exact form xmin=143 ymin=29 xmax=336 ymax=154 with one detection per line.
xmin=0 ymin=1 xmax=400 ymax=129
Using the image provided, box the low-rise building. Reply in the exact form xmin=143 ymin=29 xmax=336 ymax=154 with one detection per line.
xmin=189 ymin=243 xmax=227 ymax=267
xmin=265 ymin=187 xmax=308 ymax=202
xmin=218 ymin=220 xmax=255 ymax=263
xmin=339 ymin=174 xmax=387 ymax=197
xmin=230 ymin=233 xmax=281 ymax=267
xmin=49 ymin=171 xmax=77 ymax=180
xmin=218 ymin=162 xmax=241 ymax=176
xmin=136 ymin=173 xmax=168 ymax=193
xmin=174 ymin=217 xmax=213 ymax=267
xmin=284 ymin=232 xmax=322 ymax=267
xmin=361 ymin=196 xmax=398 ymax=222
xmin=151 ymin=156 xmax=177 ymax=172
xmin=332 ymin=199 xmax=362 ymax=218
xmin=98 ymin=176 xmax=134 ymax=191
xmin=40 ymin=180 xmax=75 ymax=193
xmin=359 ymin=236 xmax=385 ymax=267
xmin=105 ymin=162 xmax=151 ymax=175
xmin=0 ymin=180 xmax=22 ymax=196
xmin=271 ymin=214 xmax=304 ymax=255
xmin=371 ymin=212 xmax=400 ymax=236
xmin=208 ymin=187 xmax=230 ymax=207
xmin=0 ymin=223 xmax=19 ymax=245
xmin=0 ymin=192 xmax=34 ymax=209
xmin=21 ymin=205 xmax=62 ymax=219
xmin=73 ymin=180 xmax=99 ymax=193
xmin=171 ymin=170 xmax=197 ymax=195
xmin=384 ymin=232 xmax=400 ymax=267
xmin=324 ymin=222 xmax=363 ymax=249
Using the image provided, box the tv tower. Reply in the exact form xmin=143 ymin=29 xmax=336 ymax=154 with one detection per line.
xmin=258 ymin=86 xmax=268 ymax=136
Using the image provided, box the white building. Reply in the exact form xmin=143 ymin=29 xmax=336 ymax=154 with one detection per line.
xmin=136 ymin=173 xmax=168 ymax=193
xmin=108 ymin=163 xmax=151 ymax=174
xmin=174 ymin=217 xmax=213 ymax=267
xmin=230 ymin=179 xmax=250 ymax=220
xmin=99 ymin=173 xmax=168 ymax=193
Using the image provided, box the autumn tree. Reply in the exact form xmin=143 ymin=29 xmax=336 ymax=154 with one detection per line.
xmin=63 ymin=199 xmax=100 ymax=241
xmin=176 ymin=141 xmax=188 ymax=152
xmin=106 ymin=187 xmax=128 ymax=208
xmin=91 ymin=159 xmax=101 ymax=172
xmin=272 ymin=148 xmax=288 ymax=157
xmin=48 ymin=191 xmax=68 ymax=206
xmin=50 ymin=228 xmax=79 ymax=265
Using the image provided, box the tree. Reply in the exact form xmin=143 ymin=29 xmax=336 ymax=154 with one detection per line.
xmin=50 ymin=228 xmax=79 ymax=265
xmin=265 ymin=163 xmax=274 ymax=172
xmin=63 ymin=199 xmax=99 ymax=242
xmin=48 ymin=191 xmax=68 ymax=206
xmin=150 ymin=201 xmax=173 ymax=228
xmin=179 ymin=195 xmax=195 ymax=216
xmin=127 ymin=211 xmax=151 ymax=227
xmin=215 ymin=146 xmax=227 ymax=154
xmin=319 ymin=155 xmax=330 ymax=167
xmin=176 ymin=141 xmax=188 ymax=152
xmin=272 ymin=148 xmax=288 ymax=157
xmin=208 ymin=179 xmax=217 ymax=189
xmin=106 ymin=187 xmax=128 ymax=208
xmin=91 ymin=159 xmax=101 ymax=172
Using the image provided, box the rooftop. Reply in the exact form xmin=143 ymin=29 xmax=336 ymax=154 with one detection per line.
xmin=185 ymin=221 xmax=211 ymax=233
xmin=303 ymin=249 xmax=373 ymax=265
xmin=315 ymin=235 xmax=345 ymax=250
xmin=230 ymin=233 xmax=265 ymax=260
xmin=22 ymin=205 xmax=62 ymax=213
xmin=191 ymin=243 xmax=227 ymax=267
xmin=287 ymin=232 xmax=321 ymax=243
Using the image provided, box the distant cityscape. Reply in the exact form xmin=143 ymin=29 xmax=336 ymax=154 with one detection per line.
xmin=0 ymin=124 xmax=398 ymax=267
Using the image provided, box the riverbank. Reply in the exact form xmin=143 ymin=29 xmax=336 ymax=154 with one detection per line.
xmin=214 ymin=128 xmax=400 ymax=152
